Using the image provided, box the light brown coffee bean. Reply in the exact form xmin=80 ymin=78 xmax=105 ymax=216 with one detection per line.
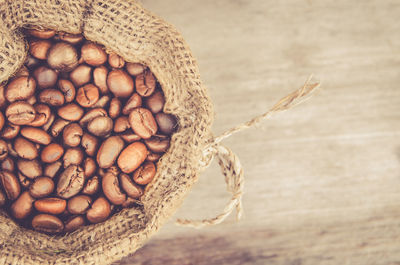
xmin=107 ymin=69 xmax=134 ymax=97
xmin=25 ymin=55 xmax=40 ymax=69
xmin=126 ymin=62 xmax=145 ymax=76
xmin=42 ymin=112 xmax=55 ymax=131
xmin=93 ymin=66 xmax=109 ymax=94
xmin=44 ymin=161 xmax=62 ymax=178
xmin=63 ymin=147 xmax=84 ymax=168
xmin=82 ymin=176 xmax=99 ymax=195
xmin=14 ymin=137 xmax=38 ymax=160
xmin=20 ymin=127 xmax=52 ymax=145
xmin=119 ymin=132 xmax=141 ymax=143
xmin=57 ymin=165 xmax=85 ymax=199
xmin=57 ymin=103 xmax=84 ymax=121
xmin=39 ymin=89 xmax=65 ymax=106
xmin=86 ymin=197 xmax=111 ymax=224
xmin=108 ymin=53 xmax=125 ymax=68
xmin=128 ymin=108 xmax=157 ymax=139
xmin=29 ymin=177 xmax=54 ymax=198
xmin=76 ymin=84 xmax=99 ymax=107
xmin=146 ymin=152 xmax=161 ymax=162
xmin=32 ymin=214 xmax=64 ymax=233
xmin=17 ymin=172 xmax=31 ymax=189
xmin=133 ymin=161 xmax=156 ymax=185
xmin=17 ymin=159 xmax=42 ymax=179
xmin=29 ymin=104 xmax=51 ymax=127
xmin=41 ymin=143 xmax=64 ymax=163
xmin=122 ymin=93 xmax=142 ymax=115
xmin=64 ymin=215 xmax=85 ymax=233
xmin=155 ymin=113 xmax=177 ymax=135
xmin=69 ymin=65 xmax=92 ymax=87
xmin=33 ymin=66 xmax=58 ymax=89
xmin=97 ymin=136 xmax=124 ymax=168
xmin=0 ymin=112 xmax=4 ymax=132
xmin=108 ymin=98 xmax=121 ymax=118
xmin=10 ymin=191 xmax=35 ymax=219
xmin=135 ymin=71 xmax=156 ymax=97
xmin=5 ymin=76 xmax=36 ymax=102
xmin=117 ymin=142 xmax=147 ymax=173
xmin=0 ymin=171 xmax=20 ymax=200
xmin=102 ymin=171 xmax=126 ymax=205
xmin=0 ymin=140 xmax=8 ymax=160
xmin=6 ymin=142 xmax=17 ymax=158
xmin=90 ymin=95 xmax=110 ymax=108
xmin=144 ymin=135 xmax=170 ymax=153
xmin=87 ymin=116 xmax=113 ymax=137
xmin=34 ymin=198 xmax=67 ymax=215
xmin=79 ymin=108 xmax=107 ymax=127
xmin=15 ymin=66 xmax=30 ymax=77
xmin=81 ymin=133 xmax=98 ymax=156
xmin=29 ymin=39 xmax=52 ymax=60
xmin=0 ymin=189 xmax=6 ymax=207
xmin=120 ymin=173 xmax=144 ymax=198
xmin=114 ymin=116 xmax=130 ymax=133
xmin=27 ymin=29 xmax=55 ymax=39
xmin=81 ymin=42 xmax=107 ymax=66
xmin=27 ymin=95 xmax=37 ymax=106
xmin=47 ymin=42 xmax=78 ymax=72
xmin=50 ymin=118 xmax=70 ymax=137
xmin=1 ymin=157 xmax=15 ymax=171
xmin=1 ymin=123 xmax=19 ymax=140
xmin=67 ymin=195 xmax=92 ymax=214
xmin=122 ymin=197 xmax=141 ymax=208
xmin=58 ymin=79 xmax=76 ymax=103
xmin=83 ymin=157 xmax=96 ymax=178
xmin=56 ymin=33 xmax=83 ymax=44
xmin=63 ymin=123 xmax=83 ymax=147
xmin=6 ymin=102 xmax=36 ymax=125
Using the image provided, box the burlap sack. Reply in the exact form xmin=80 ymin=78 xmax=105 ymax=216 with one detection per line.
xmin=0 ymin=0 xmax=214 ymax=264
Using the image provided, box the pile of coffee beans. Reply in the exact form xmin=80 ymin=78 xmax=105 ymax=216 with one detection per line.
xmin=0 ymin=29 xmax=177 ymax=234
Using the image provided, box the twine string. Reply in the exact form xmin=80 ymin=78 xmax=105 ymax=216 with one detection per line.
xmin=176 ymin=76 xmax=320 ymax=228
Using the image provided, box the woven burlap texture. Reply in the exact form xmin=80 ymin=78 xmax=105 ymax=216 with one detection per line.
xmin=0 ymin=0 xmax=214 ymax=264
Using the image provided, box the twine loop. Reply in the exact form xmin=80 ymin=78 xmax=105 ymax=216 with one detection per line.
xmin=176 ymin=76 xmax=320 ymax=228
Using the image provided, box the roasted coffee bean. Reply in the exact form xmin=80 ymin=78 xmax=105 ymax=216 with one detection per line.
xmin=81 ymin=133 xmax=98 ymax=156
xmin=14 ymin=137 xmax=38 ymax=160
xmin=50 ymin=118 xmax=70 ymax=137
xmin=29 ymin=104 xmax=51 ymax=127
xmin=83 ymin=157 xmax=96 ymax=178
xmin=135 ymin=71 xmax=156 ymax=97
xmin=27 ymin=96 xmax=37 ymax=105
xmin=144 ymin=135 xmax=170 ymax=153
xmin=0 ymin=189 xmax=6 ymax=206
xmin=34 ymin=198 xmax=67 ymax=215
xmin=57 ymin=165 xmax=85 ymax=199
xmin=29 ymin=39 xmax=52 ymax=60
xmin=0 ymin=113 xmax=4 ymax=132
xmin=57 ymin=103 xmax=84 ymax=121
xmin=109 ymin=98 xmax=121 ymax=118
xmin=93 ymin=66 xmax=109 ymax=94
xmin=63 ymin=123 xmax=83 ymax=147
xmin=5 ymin=76 xmax=36 ymax=102
xmin=120 ymin=132 xmax=141 ymax=143
xmin=114 ymin=116 xmax=130 ymax=133
xmin=15 ymin=66 xmax=30 ymax=78
xmin=86 ymin=197 xmax=111 ymax=224
xmin=108 ymin=53 xmax=125 ymax=68
xmin=47 ymin=42 xmax=78 ymax=72
xmin=1 ymin=123 xmax=19 ymax=139
xmin=102 ymin=171 xmax=126 ymax=205
xmin=64 ymin=215 xmax=85 ymax=232
xmin=25 ymin=55 xmax=40 ymax=69
xmin=79 ymin=108 xmax=107 ymax=127
xmin=1 ymin=157 xmax=15 ymax=171
xmin=107 ymin=70 xmax=134 ymax=98
xmin=128 ymin=108 xmax=157 ymax=139
xmin=42 ymin=112 xmax=55 ymax=131
xmin=63 ymin=147 xmax=84 ymax=168
xmin=7 ymin=142 xmax=17 ymax=157
xmin=69 ymin=65 xmax=92 ymax=87
xmin=20 ymin=127 xmax=52 ymax=145
xmin=146 ymin=152 xmax=161 ymax=162
xmin=10 ymin=191 xmax=35 ymax=219
xmin=126 ymin=62 xmax=145 ymax=76
xmin=56 ymin=33 xmax=83 ymax=44
xmin=27 ymin=29 xmax=55 ymax=39
xmin=58 ymin=79 xmax=76 ymax=103
xmin=0 ymin=171 xmax=20 ymax=200
xmin=81 ymin=42 xmax=107 ymax=66
xmin=0 ymin=85 xmax=5 ymax=109
xmin=18 ymin=172 xmax=31 ymax=189
xmin=144 ymin=89 xmax=164 ymax=114
xmin=91 ymin=95 xmax=110 ymax=108
xmin=0 ymin=140 xmax=8 ymax=160
xmin=122 ymin=197 xmax=141 ymax=208
xmin=44 ymin=161 xmax=63 ymax=178
xmin=122 ymin=93 xmax=142 ymax=115
xmin=29 ymin=177 xmax=54 ymax=198
xmin=133 ymin=161 xmax=156 ymax=185
xmin=39 ymin=89 xmax=65 ymax=106
xmin=82 ymin=176 xmax=99 ymax=195
xmin=41 ymin=143 xmax=64 ymax=163
xmin=118 ymin=142 xmax=147 ymax=173
xmin=87 ymin=116 xmax=113 ymax=137
xmin=155 ymin=113 xmax=177 ymax=135
xmin=6 ymin=102 xmax=36 ymax=125
xmin=33 ymin=66 xmax=58 ymax=89
xmin=97 ymin=136 xmax=124 ymax=169
xmin=17 ymin=159 xmax=42 ymax=179
xmin=32 ymin=214 xmax=64 ymax=233
xmin=76 ymin=84 xmax=99 ymax=107
xmin=120 ymin=173 xmax=144 ymax=198
xmin=67 ymin=195 xmax=92 ymax=214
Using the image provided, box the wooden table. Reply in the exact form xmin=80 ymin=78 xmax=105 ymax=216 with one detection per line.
xmin=118 ymin=0 xmax=400 ymax=264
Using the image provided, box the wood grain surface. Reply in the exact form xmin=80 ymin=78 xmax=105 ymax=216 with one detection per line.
xmin=117 ymin=0 xmax=400 ymax=264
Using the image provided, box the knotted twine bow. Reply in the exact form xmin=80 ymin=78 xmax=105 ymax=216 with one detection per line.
xmin=176 ymin=76 xmax=320 ymax=228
